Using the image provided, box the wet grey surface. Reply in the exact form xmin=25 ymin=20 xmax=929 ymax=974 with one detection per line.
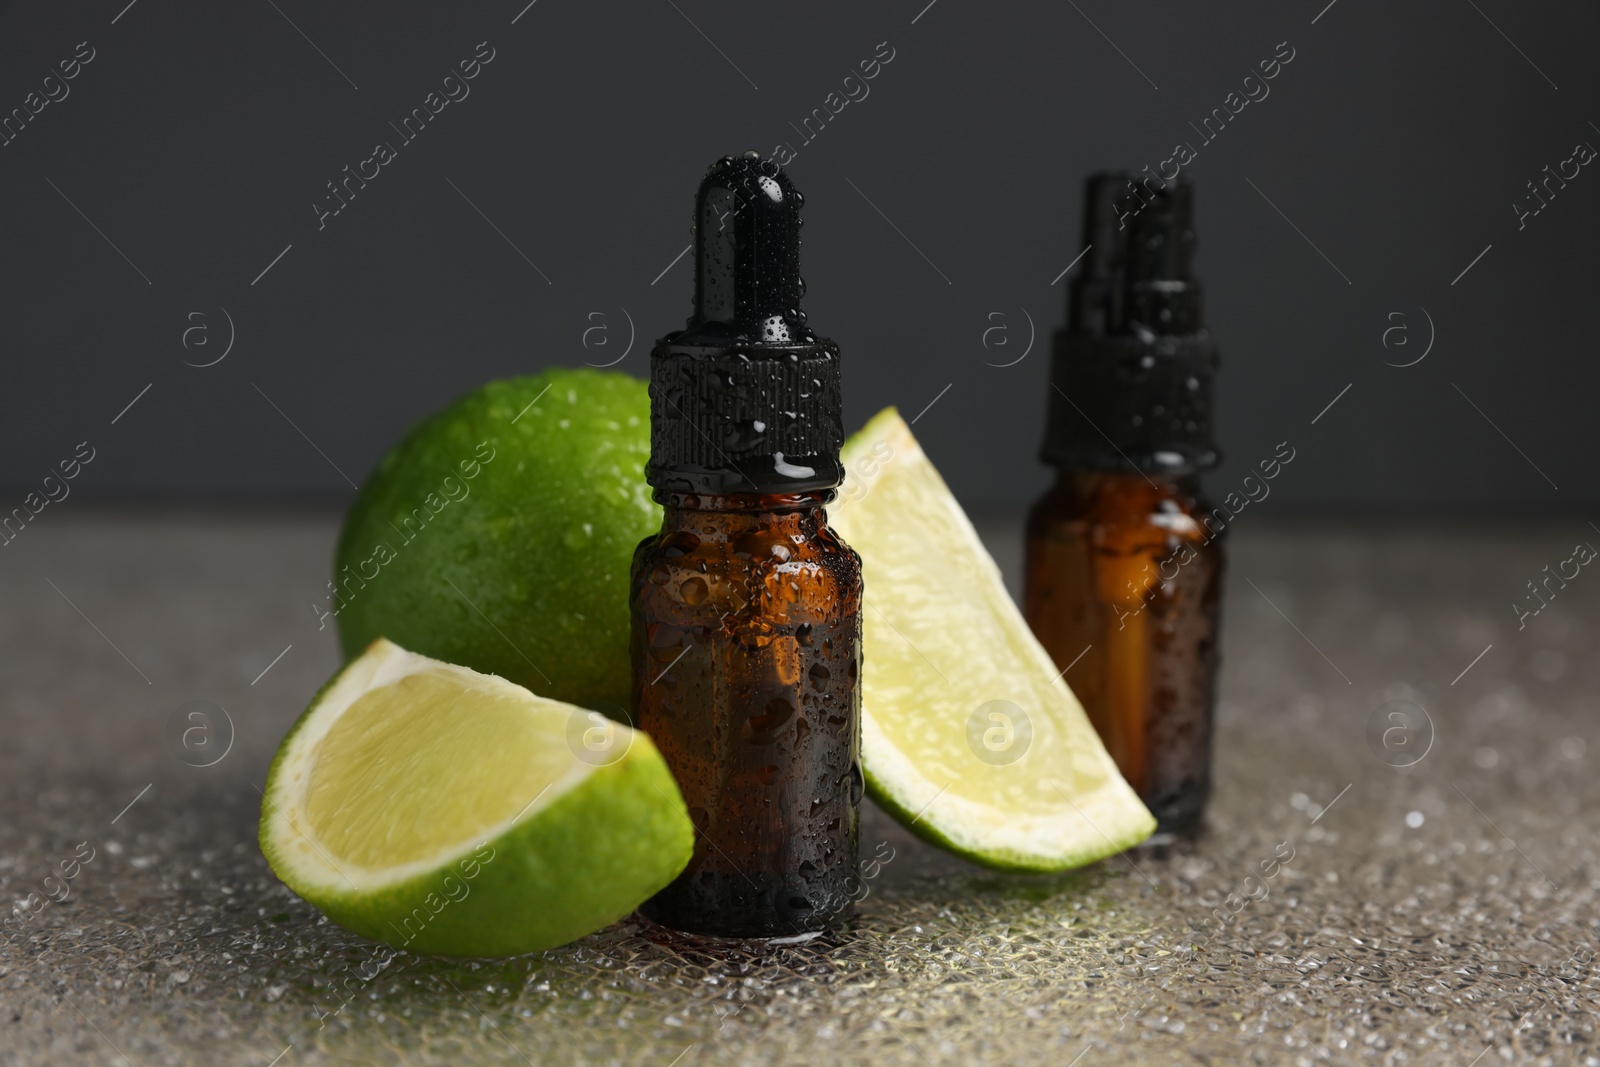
xmin=1 ymin=512 xmax=1596 ymax=1066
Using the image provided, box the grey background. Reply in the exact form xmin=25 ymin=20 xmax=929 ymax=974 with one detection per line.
xmin=0 ymin=0 xmax=1592 ymax=514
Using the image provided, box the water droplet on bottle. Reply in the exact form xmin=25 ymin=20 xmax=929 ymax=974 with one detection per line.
xmin=661 ymin=531 xmax=700 ymax=558
xmin=732 ymin=533 xmax=767 ymax=559
xmin=808 ymin=664 xmax=831 ymax=690
xmin=680 ymin=576 xmax=709 ymax=605
xmin=741 ymin=697 xmax=794 ymax=742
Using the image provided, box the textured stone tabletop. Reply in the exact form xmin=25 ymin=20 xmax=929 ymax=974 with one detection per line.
xmin=0 ymin=513 xmax=1595 ymax=1066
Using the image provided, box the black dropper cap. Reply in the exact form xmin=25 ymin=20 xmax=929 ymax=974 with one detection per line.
xmin=1042 ymin=172 xmax=1220 ymax=475
xmin=647 ymin=153 xmax=844 ymax=495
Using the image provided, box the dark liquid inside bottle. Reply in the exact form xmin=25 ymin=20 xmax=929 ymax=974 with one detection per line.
xmin=632 ymin=491 xmax=862 ymax=937
xmin=1024 ymin=471 xmax=1222 ymax=834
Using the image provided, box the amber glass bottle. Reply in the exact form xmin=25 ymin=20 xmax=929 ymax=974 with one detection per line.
xmin=633 ymin=154 xmax=862 ymax=937
xmin=1025 ymin=173 xmax=1224 ymax=835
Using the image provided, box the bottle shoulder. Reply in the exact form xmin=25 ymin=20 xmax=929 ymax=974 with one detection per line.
xmin=632 ymin=514 xmax=861 ymax=630
xmin=633 ymin=512 xmax=859 ymax=566
xmin=1028 ymin=473 xmax=1218 ymax=548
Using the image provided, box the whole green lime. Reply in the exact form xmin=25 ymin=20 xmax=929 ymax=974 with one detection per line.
xmin=333 ymin=369 xmax=658 ymax=712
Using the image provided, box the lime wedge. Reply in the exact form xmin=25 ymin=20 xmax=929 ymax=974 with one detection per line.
xmin=831 ymin=409 xmax=1155 ymax=870
xmin=259 ymin=639 xmax=693 ymax=957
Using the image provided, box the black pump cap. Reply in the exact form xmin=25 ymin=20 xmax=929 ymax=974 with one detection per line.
xmin=1042 ymin=171 xmax=1220 ymax=476
xmin=648 ymin=153 xmax=843 ymax=495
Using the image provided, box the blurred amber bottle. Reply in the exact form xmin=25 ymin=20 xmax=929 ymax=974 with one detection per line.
xmin=1024 ymin=173 xmax=1224 ymax=835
